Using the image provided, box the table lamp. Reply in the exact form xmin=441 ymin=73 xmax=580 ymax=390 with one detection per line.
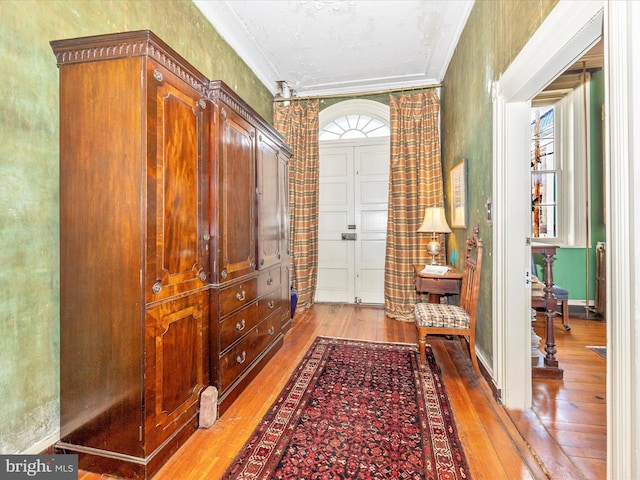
xmin=417 ymin=206 xmax=452 ymax=265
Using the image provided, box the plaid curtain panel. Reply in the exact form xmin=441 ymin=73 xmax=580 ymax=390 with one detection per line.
xmin=273 ymin=100 xmax=320 ymax=310
xmin=385 ymin=91 xmax=446 ymax=321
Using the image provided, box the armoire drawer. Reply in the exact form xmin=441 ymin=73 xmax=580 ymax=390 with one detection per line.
xmin=219 ymin=302 xmax=259 ymax=352
xmin=258 ymin=267 xmax=281 ymax=297
xmin=257 ymin=291 xmax=281 ymax=320
xmin=219 ymin=314 xmax=281 ymax=392
xmin=219 ymin=279 xmax=257 ymax=317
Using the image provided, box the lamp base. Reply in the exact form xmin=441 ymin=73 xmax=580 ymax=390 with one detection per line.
xmin=426 ymin=238 xmax=441 ymax=265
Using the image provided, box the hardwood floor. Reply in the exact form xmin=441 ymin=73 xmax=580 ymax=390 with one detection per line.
xmin=76 ymin=304 xmax=606 ymax=479
xmin=507 ymin=311 xmax=607 ymax=480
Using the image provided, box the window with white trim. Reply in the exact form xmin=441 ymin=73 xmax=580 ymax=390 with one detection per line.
xmin=319 ymin=114 xmax=389 ymax=140
xmin=531 ymin=106 xmax=557 ymax=238
xmin=530 ymin=82 xmax=589 ymax=247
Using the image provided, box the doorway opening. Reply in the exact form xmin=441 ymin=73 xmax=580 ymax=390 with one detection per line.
xmin=492 ymin=0 xmax=604 ymax=409
xmin=315 ymin=100 xmax=390 ymax=304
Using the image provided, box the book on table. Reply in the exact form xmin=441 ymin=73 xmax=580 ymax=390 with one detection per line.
xmin=420 ymin=265 xmax=450 ymax=275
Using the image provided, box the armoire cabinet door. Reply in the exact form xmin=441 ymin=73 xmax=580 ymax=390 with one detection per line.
xmin=279 ymin=153 xmax=291 ymax=261
xmin=144 ymin=291 xmax=209 ymax=453
xmin=279 ymin=152 xmax=292 ymax=329
xmin=257 ymin=133 xmax=282 ymax=270
xmin=217 ymin=102 xmax=256 ymax=281
xmin=146 ymin=61 xmax=209 ymax=303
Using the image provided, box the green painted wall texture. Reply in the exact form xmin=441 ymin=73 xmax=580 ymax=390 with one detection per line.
xmin=0 ymin=0 xmax=272 ymax=453
xmin=2 ymin=0 xmax=582 ymax=454
xmin=441 ymin=0 xmax=559 ymax=364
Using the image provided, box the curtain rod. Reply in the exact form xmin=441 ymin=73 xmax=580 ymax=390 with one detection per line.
xmin=273 ymin=82 xmax=442 ymax=103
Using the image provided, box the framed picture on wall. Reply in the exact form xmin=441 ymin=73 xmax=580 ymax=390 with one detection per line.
xmin=450 ymin=159 xmax=467 ymax=228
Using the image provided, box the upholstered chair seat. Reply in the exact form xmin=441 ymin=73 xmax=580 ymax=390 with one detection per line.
xmin=415 ymin=303 xmax=470 ymax=329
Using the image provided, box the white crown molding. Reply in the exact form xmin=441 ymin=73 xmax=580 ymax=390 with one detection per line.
xmin=194 ymin=0 xmax=471 ymax=97
xmin=436 ymin=0 xmax=474 ymax=81
xmin=299 ymin=76 xmax=441 ymax=98
xmin=193 ymin=0 xmax=281 ymax=93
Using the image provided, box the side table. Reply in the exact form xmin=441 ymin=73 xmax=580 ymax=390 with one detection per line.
xmin=414 ymin=264 xmax=463 ymax=304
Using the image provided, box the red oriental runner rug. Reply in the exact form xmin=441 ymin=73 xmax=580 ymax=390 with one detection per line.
xmin=222 ymin=336 xmax=472 ymax=479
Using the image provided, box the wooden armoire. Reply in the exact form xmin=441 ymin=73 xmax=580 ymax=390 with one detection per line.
xmin=207 ymin=81 xmax=292 ymax=414
xmin=51 ymin=30 xmax=290 ymax=479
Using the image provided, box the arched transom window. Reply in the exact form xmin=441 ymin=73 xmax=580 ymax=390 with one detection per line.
xmin=320 ymin=114 xmax=390 ymax=140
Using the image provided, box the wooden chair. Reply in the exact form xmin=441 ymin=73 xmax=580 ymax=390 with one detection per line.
xmin=414 ymin=225 xmax=483 ymax=377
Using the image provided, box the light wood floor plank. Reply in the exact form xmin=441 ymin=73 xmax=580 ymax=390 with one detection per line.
xmin=73 ymin=304 xmax=605 ymax=479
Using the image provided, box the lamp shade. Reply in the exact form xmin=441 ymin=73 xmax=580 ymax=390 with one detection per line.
xmin=417 ymin=207 xmax=452 ymax=233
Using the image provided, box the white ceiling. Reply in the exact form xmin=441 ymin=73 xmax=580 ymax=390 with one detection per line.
xmin=193 ymin=0 xmax=474 ymax=97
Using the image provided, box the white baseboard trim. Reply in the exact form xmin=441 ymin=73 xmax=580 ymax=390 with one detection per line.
xmin=24 ymin=431 xmax=59 ymax=454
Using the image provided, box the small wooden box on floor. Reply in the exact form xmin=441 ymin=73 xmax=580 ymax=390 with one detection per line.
xmin=51 ymin=30 xmax=290 ymax=479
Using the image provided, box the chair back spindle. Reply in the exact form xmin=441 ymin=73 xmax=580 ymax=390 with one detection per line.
xmin=459 ymin=225 xmax=483 ymax=325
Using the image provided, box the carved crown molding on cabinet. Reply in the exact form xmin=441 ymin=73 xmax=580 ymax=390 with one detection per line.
xmin=51 ymin=30 xmax=208 ymax=95
xmin=208 ymin=80 xmax=291 ymax=154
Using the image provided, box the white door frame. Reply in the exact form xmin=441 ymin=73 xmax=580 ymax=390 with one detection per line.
xmin=605 ymin=2 xmax=640 ymax=478
xmin=494 ymin=0 xmax=640 ymax=477
xmin=493 ymin=0 xmax=604 ymax=408
xmin=317 ymin=100 xmax=390 ymax=304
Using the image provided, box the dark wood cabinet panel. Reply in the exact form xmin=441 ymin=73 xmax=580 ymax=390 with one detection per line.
xmin=257 ymin=133 xmax=282 ymax=269
xmin=53 ymin=30 xmax=291 ymax=479
xmin=216 ymin=103 xmax=256 ymax=282
xmin=52 ymin=31 xmax=211 ymax=480
xmin=207 ymin=81 xmax=291 ymax=416
xmin=279 ymin=152 xmax=292 ymax=332
xmin=145 ymin=62 xmax=209 ymax=303
xmin=145 ymin=291 xmax=209 ymax=453
xmin=56 ymin=56 xmax=146 ymax=461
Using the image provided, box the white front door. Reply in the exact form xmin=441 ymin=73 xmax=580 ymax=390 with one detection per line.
xmin=315 ymin=138 xmax=389 ymax=304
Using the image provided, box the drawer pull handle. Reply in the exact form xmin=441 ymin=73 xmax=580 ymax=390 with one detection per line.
xmin=267 ymin=277 xmax=273 ymax=285
xmin=268 ymin=326 xmax=275 ymax=335
xmin=268 ymin=300 xmax=275 ymax=309
xmin=236 ymin=290 xmax=246 ymax=301
xmin=236 ymin=319 xmax=245 ymax=331
xmin=236 ymin=351 xmax=246 ymax=364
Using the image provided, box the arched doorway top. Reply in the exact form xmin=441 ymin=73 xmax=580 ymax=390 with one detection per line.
xmin=319 ymin=99 xmax=389 ymax=141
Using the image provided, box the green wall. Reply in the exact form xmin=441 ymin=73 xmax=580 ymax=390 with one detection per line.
xmin=0 ymin=0 xmax=271 ymax=453
xmin=441 ymin=0 xmax=559 ymax=364
xmin=547 ymin=70 xmax=606 ymax=303
xmin=0 ymin=0 xmax=585 ymax=454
